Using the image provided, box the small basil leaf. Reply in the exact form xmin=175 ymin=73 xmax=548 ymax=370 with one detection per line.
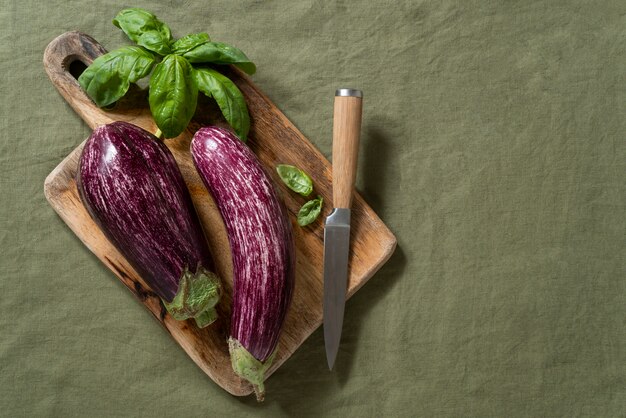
xmin=113 ymin=8 xmax=173 ymax=55
xmin=78 ymin=46 xmax=155 ymax=107
xmin=172 ymin=33 xmax=211 ymax=55
xmin=297 ymin=196 xmax=323 ymax=227
xmin=276 ymin=164 xmax=313 ymax=197
xmin=194 ymin=67 xmax=250 ymax=141
xmin=149 ymin=55 xmax=198 ymax=138
xmin=183 ymin=42 xmax=256 ymax=74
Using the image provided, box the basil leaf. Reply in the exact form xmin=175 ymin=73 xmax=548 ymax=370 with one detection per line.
xmin=78 ymin=46 xmax=155 ymax=107
xmin=113 ymin=8 xmax=173 ymax=55
xmin=149 ymin=55 xmax=198 ymax=138
xmin=276 ymin=165 xmax=313 ymax=197
xmin=183 ymin=42 xmax=256 ymax=75
xmin=172 ymin=33 xmax=211 ymax=55
xmin=297 ymin=196 xmax=323 ymax=227
xmin=194 ymin=67 xmax=250 ymax=141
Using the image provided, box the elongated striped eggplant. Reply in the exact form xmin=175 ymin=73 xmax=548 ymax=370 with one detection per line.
xmin=77 ymin=121 xmax=221 ymax=327
xmin=191 ymin=127 xmax=295 ymax=401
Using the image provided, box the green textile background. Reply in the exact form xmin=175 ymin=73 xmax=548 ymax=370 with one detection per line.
xmin=1 ymin=1 xmax=624 ymax=416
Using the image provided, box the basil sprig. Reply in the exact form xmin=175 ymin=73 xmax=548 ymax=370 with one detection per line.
xmin=276 ymin=164 xmax=324 ymax=227
xmin=297 ymin=196 xmax=323 ymax=226
xmin=276 ymin=164 xmax=313 ymax=197
xmin=183 ymin=42 xmax=256 ymax=75
xmin=113 ymin=8 xmax=173 ymax=56
xmin=149 ymin=55 xmax=198 ymax=139
xmin=78 ymin=8 xmax=254 ymax=140
xmin=171 ymin=33 xmax=210 ymax=55
xmin=194 ymin=68 xmax=250 ymax=140
xmin=79 ymin=46 xmax=156 ymax=107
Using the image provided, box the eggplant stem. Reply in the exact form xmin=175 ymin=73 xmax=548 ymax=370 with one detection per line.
xmin=163 ymin=266 xmax=221 ymax=328
xmin=253 ymin=385 xmax=265 ymax=402
xmin=194 ymin=307 xmax=218 ymax=328
xmin=228 ymin=337 xmax=276 ymax=402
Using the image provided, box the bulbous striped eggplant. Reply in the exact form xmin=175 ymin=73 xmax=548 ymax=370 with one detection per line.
xmin=77 ymin=121 xmax=221 ymax=328
xmin=191 ymin=126 xmax=295 ymax=401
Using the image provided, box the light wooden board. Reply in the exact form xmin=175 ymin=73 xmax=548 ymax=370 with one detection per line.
xmin=43 ymin=32 xmax=397 ymax=397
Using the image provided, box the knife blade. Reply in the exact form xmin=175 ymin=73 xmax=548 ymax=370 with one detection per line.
xmin=323 ymin=88 xmax=363 ymax=370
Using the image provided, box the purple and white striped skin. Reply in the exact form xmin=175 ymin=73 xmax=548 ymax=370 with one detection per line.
xmin=77 ymin=122 xmax=220 ymax=326
xmin=191 ymin=127 xmax=295 ymax=399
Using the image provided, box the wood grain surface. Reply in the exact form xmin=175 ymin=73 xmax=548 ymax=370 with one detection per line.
xmin=43 ymin=32 xmax=396 ymax=397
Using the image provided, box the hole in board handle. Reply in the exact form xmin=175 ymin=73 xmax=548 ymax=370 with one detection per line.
xmin=68 ymin=59 xmax=87 ymax=80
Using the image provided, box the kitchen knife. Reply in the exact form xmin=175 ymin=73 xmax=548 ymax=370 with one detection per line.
xmin=324 ymin=88 xmax=363 ymax=370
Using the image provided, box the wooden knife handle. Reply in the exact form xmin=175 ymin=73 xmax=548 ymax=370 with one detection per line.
xmin=332 ymin=89 xmax=363 ymax=209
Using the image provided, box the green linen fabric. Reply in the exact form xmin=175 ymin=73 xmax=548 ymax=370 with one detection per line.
xmin=1 ymin=1 xmax=624 ymax=416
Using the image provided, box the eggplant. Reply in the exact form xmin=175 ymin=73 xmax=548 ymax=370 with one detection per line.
xmin=77 ymin=121 xmax=221 ymax=327
xmin=191 ymin=127 xmax=295 ymax=401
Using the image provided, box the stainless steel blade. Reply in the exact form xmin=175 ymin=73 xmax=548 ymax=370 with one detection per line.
xmin=323 ymin=208 xmax=351 ymax=370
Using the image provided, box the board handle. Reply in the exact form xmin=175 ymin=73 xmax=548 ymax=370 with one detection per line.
xmin=332 ymin=89 xmax=363 ymax=209
xmin=43 ymin=31 xmax=151 ymax=130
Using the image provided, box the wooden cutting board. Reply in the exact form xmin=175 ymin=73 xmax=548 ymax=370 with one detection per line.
xmin=43 ymin=31 xmax=397 ymax=397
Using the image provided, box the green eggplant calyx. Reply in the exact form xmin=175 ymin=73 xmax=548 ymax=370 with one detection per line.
xmin=163 ymin=266 xmax=221 ymax=328
xmin=193 ymin=307 xmax=218 ymax=328
xmin=228 ymin=337 xmax=277 ymax=402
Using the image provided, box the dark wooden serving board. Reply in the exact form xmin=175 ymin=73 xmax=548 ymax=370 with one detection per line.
xmin=43 ymin=31 xmax=396 ymax=397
